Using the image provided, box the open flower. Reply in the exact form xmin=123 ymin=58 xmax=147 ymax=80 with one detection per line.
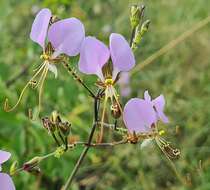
xmin=144 ymin=91 xmax=169 ymax=123
xmin=123 ymin=95 xmax=180 ymax=158
xmin=123 ymin=92 xmax=169 ymax=134
xmin=118 ymin=72 xmax=131 ymax=97
xmin=78 ymin=33 xmax=135 ymax=141
xmin=5 ymin=8 xmax=85 ymax=112
xmin=0 ymin=150 xmax=15 ymax=190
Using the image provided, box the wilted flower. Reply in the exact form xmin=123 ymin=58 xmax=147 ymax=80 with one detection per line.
xmin=123 ymin=91 xmax=168 ymax=133
xmin=5 ymin=8 xmax=85 ymax=112
xmin=0 ymin=150 xmax=15 ymax=190
xmin=78 ymin=33 xmax=135 ymax=141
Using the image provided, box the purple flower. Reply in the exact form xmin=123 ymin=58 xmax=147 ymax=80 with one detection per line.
xmin=6 ymin=8 xmax=85 ymax=112
xmin=0 ymin=150 xmax=15 ymax=190
xmin=144 ymin=91 xmax=169 ymax=123
xmin=118 ymin=72 xmax=131 ymax=97
xmin=30 ymin=8 xmax=85 ymax=58
xmin=78 ymin=33 xmax=135 ymax=142
xmin=123 ymin=91 xmax=169 ymax=133
xmin=78 ymin=33 xmax=135 ymax=81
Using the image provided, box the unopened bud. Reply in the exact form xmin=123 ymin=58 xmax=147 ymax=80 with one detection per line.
xmin=10 ymin=161 xmax=18 ymax=176
xmin=131 ymin=19 xmax=150 ymax=51
xmin=54 ymin=146 xmax=65 ymax=158
xmin=51 ymin=110 xmax=60 ymax=123
xmin=130 ymin=5 xmax=145 ymax=29
xmin=23 ymin=156 xmax=42 ymax=172
xmin=140 ymin=19 xmax=150 ymax=35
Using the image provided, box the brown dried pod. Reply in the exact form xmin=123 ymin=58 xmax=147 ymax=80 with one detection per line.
xmin=111 ymin=101 xmax=122 ymax=119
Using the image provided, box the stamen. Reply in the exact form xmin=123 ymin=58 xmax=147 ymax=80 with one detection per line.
xmin=104 ymin=78 xmax=114 ymax=86
xmin=98 ymin=88 xmax=108 ymax=143
xmin=4 ymin=64 xmax=46 ymax=112
xmin=38 ymin=65 xmax=49 ymax=113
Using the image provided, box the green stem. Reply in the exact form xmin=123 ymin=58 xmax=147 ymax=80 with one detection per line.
xmin=62 ymin=61 xmax=96 ymax=98
xmin=62 ymin=90 xmax=101 ymax=189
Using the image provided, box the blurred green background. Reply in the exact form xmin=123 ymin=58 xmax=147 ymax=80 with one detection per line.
xmin=1 ymin=0 xmax=210 ymax=189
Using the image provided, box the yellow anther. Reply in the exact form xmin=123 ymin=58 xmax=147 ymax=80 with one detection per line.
xmin=159 ymin=130 xmax=165 ymax=136
xmin=104 ymin=78 xmax=114 ymax=86
xmin=40 ymin=53 xmax=50 ymax=61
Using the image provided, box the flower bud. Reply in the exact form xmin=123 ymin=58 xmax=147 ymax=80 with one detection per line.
xmin=23 ymin=156 xmax=42 ymax=172
xmin=51 ymin=110 xmax=61 ymax=123
xmin=140 ymin=19 xmax=150 ymax=35
xmin=54 ymin=146 xmax=65 ymax=158
xmin=131 ymin=19 xmax=150 ymax=51
xmin=130 ymin=5 xmax=145 ymax=29
xmin=10 ymin=161 xmax=18 ymax=176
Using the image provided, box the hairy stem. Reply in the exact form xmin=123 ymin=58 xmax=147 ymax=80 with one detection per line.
xmin=62 ymin=61 xmax=96 ymax=98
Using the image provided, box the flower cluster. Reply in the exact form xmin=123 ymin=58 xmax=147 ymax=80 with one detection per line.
xmin=4 ymin=6 xmax=180 ymax=189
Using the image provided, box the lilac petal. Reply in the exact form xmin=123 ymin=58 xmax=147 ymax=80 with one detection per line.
xmin=0 ymin=150 xmax=11 ymax=165
xmin=48 ymin=18 xmax=85 ymax=57
xmin=0 ymin=173 xmax=15 ymax=190
xmin=78 ymin=36 xmax=110 ymax=80
xmin=123 ymin=98 xmax=157 ymax=133
xmin=152 ymin=95 xmax=169 ymax=123
xmin=118 ymin=72 xmax=131 ymax=97
xmin=110 ymin=33 xmax=135 ymax=73
xmin=30 ymin=8 xmax=51 ymax=49
xmin=144 ymin=90 xmax=151 ymax=102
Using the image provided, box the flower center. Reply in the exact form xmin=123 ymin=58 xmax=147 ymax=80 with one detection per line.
xmin=104 ymin=78 xmax=114 ymax=87
xmin=40 ymin=53 xmax=51 ymax=61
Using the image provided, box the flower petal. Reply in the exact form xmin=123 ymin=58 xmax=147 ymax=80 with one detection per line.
xmin=144 ymin=90 xmax=151 ymax=101
xmin=78 ymin=36 xmax=110 ymax=80
xmin=110 ymin=33 xmax=135 ymax=72
xmin=0 ymin=150 xmax=11 ymax=165
xmin=123 ymin=98 xmax=157 ymax=133
xmin=118 ymin=72 xmax=131 ymax=97
xmin=47 ymin=63 xmax=58 ymax=78
xmin=140 ymin=139 xmax=153 ymax=149
xmin=48 ymin=18 xmax=85 ymax=57
xmin=0 ymin=173 xmax=15 ymax=190
xmin=152 ymin=95 xmax=169 ymax=123
xmin=30 ymin=8 xmax=51 ymax=49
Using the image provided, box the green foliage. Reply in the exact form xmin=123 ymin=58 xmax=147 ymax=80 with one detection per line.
xmin=0 ymin=0 xmax=210 ymax=189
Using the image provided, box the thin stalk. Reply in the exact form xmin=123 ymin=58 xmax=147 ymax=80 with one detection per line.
xmin=62 ymin=90 xmax=101 ymax=189
xmin=62 ymin=61 xmax=96 ymax=98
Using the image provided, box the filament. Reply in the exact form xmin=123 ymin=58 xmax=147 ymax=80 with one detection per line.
xmin=38 ymin=65 xmax=49 ymax=113
xmin=98 ymin=88 xmax=108 ymax=143
xmin=4 ymin=64 xmax=46 ymax=112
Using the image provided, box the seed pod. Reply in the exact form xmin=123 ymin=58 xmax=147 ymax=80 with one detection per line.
xmin=111 ymin=101 xmax=122 ymax=119
xmin=42 ymin=117 xmax=56 ymax=133
xmin=59 ymin=122 xmax=71 ymax=137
